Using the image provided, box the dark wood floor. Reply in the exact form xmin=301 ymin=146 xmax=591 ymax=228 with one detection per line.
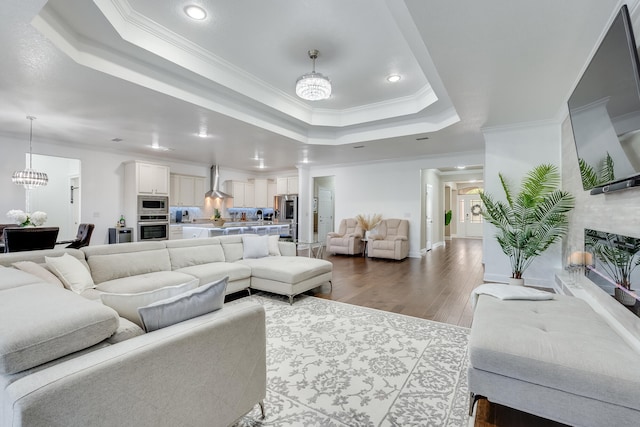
xmin=308 ymin=238 xmax=568 ymax=427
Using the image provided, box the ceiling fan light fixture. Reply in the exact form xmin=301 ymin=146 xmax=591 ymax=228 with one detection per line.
xmin=12 ymin=116 xmax=48 ymax=189
xmin=296 ymin=49 xmax=331 ymax=101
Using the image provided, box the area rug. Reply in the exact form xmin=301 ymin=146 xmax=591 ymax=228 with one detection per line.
xmin=232 ymin=294 xmax=471 ymax=427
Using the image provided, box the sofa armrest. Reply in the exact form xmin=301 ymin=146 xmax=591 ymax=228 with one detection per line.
xmin=392 ymin=236 xmax=408 ymax=241
xmin=3 ymin=301 xmax=266 ymax=427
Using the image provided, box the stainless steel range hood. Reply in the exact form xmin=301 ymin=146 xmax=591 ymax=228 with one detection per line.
xmin=205 ymin=165 xmax=233 ymax=199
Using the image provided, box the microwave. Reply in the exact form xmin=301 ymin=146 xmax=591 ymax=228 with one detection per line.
xmin=138 ymin=196 xmax=168 ymax=215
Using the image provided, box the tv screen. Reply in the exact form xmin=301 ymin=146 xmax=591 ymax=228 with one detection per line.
xmin=568 ymin=5 xmax=640 ymax=193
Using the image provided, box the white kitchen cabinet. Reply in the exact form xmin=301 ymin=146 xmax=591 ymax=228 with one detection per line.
xmin=267 ymin=182 xmax=276 ymax=208
xmin=137 ymin=162 xmax=169 ymax=195
xmin=244 ymin=183 xmax=255 ymax=207
xmin=253 ymin=179 xmax=268 ymax=207
xmin=276 ymin=176 xmax=299 ymax=195
xmin=170 ymin=174 xmax=205 ymax=206
xmin=287 ymin=176 xmax=299 ymax=194
xmin=169 ymin=225 xmax=183 ymax=240
xmin=226 ymin=181 xmax=247 ymax=207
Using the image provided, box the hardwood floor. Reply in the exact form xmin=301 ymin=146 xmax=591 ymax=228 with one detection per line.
xmin=306 ymin=238 xmax=567 ymax=427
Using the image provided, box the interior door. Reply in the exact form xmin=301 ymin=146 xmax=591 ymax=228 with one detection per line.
xmin=317 ymin=188 xmax=333 ymax=243
xmin=458 ymin=195 xmax=484 ymax=238
xmin=425 ymin=183 xmax=433 ymax=250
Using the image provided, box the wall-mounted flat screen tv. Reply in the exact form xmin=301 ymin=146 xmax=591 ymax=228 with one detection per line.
xmin=568 ymin=5 xmax=640 ymax=194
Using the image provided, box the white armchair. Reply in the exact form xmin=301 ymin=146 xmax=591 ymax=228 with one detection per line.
xmin=326 ymin=218 xmax=364 ymax=255
xmin=368 ymin=219 xmax=409 ymax=260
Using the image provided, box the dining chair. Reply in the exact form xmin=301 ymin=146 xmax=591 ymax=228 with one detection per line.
xmin=57 ymin=223 xmax=95 ymax=249
xmin=3 ymin=227 xmax=60 ymax=253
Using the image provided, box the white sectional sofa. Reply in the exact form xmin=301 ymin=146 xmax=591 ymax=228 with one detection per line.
xmin=0 ymin=234 xmax=333 ymax=426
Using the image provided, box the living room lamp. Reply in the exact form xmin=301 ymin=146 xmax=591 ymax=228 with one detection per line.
xmin=296 ymin=49 xmax=331 ymax=101
xmin=12 ymin=116 xmax=49 ymax=189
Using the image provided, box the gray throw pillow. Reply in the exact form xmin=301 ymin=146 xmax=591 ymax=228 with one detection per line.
xmin=137 ymin=276 xmax=228 ymax=332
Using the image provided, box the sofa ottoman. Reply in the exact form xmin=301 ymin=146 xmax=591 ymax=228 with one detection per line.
xmin=238 ymin=257 xmax=332 ymax=303
xmin=468 ymin=294 xmax=640 ymax=427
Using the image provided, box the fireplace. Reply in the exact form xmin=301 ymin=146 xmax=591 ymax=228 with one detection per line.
xmin=584 ymin=229 xmax=640 ymax=318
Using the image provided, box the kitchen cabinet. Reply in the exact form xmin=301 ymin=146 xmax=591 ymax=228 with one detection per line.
xmin=276 ymin=176 xmax=298 ymax=195
xmin=169 ymin=225 xmax=183 ymax=240
xmin=244 ymin=183 xmax=255 ymax=207
xmin=253 ymin=179 xmax=268 ymax=207
xmin=170 ymin=174 xmax=205 ymax=206
xmin=137 ymin=162 xmax=170 ymax=195
xmin=267 ymin=182 xmax=277 ymax=208
xmin=226 ymin=181 xmax=248 ymax=207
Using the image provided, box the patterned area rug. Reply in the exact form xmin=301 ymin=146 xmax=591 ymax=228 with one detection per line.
xmin=233 ymin=294 xmax=471 ymax=427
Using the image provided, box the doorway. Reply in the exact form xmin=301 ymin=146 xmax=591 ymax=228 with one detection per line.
xmin=27 ymin=154 xmax=81 ymax=241
xmin=313 ymin=176 xmax=335 ymax=243
xmin=457 ymin=194 xmax=483 ymax=238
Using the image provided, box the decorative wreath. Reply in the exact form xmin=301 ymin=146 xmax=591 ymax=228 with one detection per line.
xmin=471 ymin=204 xmax=482 ymax=216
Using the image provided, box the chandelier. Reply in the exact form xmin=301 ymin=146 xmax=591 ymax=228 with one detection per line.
xmin=12 ymin=116 xmax=49 ymax=189
xmin=296 ymin=49 xmax=331 ymax=101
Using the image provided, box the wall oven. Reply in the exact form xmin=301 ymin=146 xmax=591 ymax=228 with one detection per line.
xmin=137 ymin=196 xmax=169 ymax=241
xmin=138 ymin=221 xmax=169 ymax=241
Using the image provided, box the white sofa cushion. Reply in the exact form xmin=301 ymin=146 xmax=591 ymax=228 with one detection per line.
xmin=268 ymin=235 xmax=281 ymax=256
xmin=138 ymin=277 xmax=228 ymax=332
xmin=0 ymin=267 xmax=44 ymax=291
xmin=12 ymin=261 xmax=64 ymax=288
xmin=165 ymin=238 xmax=226 ymax=269
xmin=87 ymin=249 xmax=172 ymax=284
xmin=175 ymin=262 xmax=251 ymax=285
xmin=242 ymin=235 xmax=269 ymax=259
xmin=95 ymin=271 xmax=198 ymax=294
xmin=46 ymin=253 xmax=95 ymax=293
xmin=0 ymin=283 xmax=119 ymax=374
xmin=218 ymin=235 xmax=245 ymax=262
xmin=100 ymin=279 xmax=199 ymax=327
xmin=238 ymin=257 xmax=333 ymax=283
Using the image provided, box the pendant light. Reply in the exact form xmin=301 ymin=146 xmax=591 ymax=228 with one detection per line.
xmin=12 ymin=116 xmax=48 ymax=189
xmin=296 ymin=49 xmax=332 ymax=101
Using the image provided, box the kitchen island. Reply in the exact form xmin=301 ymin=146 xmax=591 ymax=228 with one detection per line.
xmin=171 ymin=222 xmax=290 ymax=239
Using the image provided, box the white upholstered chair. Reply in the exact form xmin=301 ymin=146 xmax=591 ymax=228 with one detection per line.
xmin=367 ymin=219 xmax=409 ymax=260
xmin=326 ymin=218 xmax=364 ymax=255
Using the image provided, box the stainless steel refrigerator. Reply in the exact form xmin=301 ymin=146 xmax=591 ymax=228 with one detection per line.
xmin=275 ymin=194 xmax=298 ymax=241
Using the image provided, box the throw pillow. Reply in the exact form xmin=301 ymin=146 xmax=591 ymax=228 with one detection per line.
xmin=12 ymin=261 xmax=65 ymax=288
xmin=100 ymin=278 xmax=199 ymax=328
xmin=242 ymin=235 xmax=269 ymax=259
xmin=45 ymin=253 xmax=95 ymax=293
xmin=138 ymin=276 xmax=228 ymax=332
xmin=268 ymin=235 xmax=281 ymax=256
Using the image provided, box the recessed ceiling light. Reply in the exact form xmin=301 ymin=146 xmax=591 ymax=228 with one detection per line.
xmin=184 ymin=5 xmax=207 ymax=20
xmin=148 ymin=145 xmax=174 ymax=152
xmin=387 ymin=74 xmax=401 ymax=83
xmin=456 ymin=165 xmax=466 ymax=170
xmin=197 ymin=131 xmax=208 ymax=138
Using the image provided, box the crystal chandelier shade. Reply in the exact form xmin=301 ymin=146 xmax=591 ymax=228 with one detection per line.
xmin=12 ymin=116 xmax=49 ymax=189
xmin=296 ymin=49 xmax=331 ymax=101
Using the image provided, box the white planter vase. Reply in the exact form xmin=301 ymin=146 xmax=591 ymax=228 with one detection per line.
xmin=508 ymin=277 xmax=525 ymax=286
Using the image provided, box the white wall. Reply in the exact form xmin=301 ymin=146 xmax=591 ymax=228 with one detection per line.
xmin=482 ymin=122 xmax=562 ymax=286
xmin=307 ymin=151 xmax=484 ymax=258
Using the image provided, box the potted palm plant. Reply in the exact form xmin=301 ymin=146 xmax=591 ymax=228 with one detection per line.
xmin=479 ymin=164 xmax=575 ymax=285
